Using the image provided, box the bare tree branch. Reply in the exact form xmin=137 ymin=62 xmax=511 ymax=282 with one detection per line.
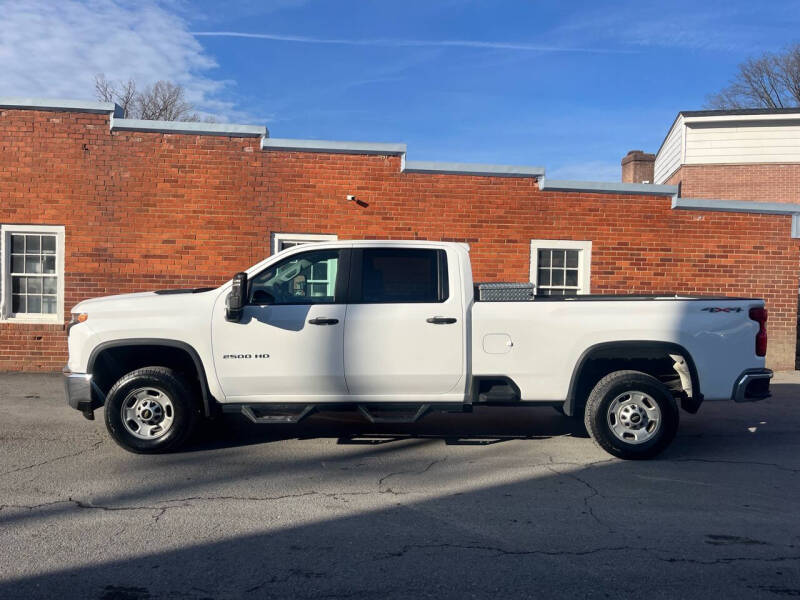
xmin=93 ymin=74 xmax=207 ymax=121
xmin=115 ymin=78 xmax=137 ymax=118
xmin=775 ymin=44 xmax=800 ymax=106
xmin=135 ymin=80 xmax=195 ymax=121
xmin=94 ymin=73 xmax=115 ymax=103
xmin=705 ymin=45 xmax=800 ymax=109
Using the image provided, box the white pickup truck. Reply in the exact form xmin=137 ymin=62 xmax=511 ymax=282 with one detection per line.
xmin=64 ymin=240 xmax=771 ymax=459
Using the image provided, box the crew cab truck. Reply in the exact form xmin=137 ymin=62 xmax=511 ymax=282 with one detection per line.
xmin=64 ymin=240 xmax=772 ymax=459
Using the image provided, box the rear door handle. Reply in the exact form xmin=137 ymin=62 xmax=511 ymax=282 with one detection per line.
xmin=308 ymin=317 xmax=339 ymax=325
xmin=426 ymin=316 xmax=457 ymax=324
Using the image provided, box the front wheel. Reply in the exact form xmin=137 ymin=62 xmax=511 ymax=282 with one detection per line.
xmin=584 ymin=370 xmax=679 ymax=460
xmin=104 ymin=367 xmax=199 ymax=453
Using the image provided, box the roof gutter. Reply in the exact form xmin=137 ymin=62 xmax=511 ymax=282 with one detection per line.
xmin=538 ymin=177 xmax=678 ymax=196
xmin=672 ymin=197 xmax=800 ymax=239
xmin=0 ymin=96 xmax=123 ymax=117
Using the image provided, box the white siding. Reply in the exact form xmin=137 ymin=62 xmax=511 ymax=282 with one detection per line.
xmin=684 ymin=122 xmax=800 ymax=164
xmin=653 ymin=115 xmax=683 ymax=184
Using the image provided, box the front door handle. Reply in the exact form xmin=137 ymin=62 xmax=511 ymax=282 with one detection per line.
xmin=309 ymin=317 xmax=339 ymax=325
xmin=426 ymin=316 xmax=457 ymax=325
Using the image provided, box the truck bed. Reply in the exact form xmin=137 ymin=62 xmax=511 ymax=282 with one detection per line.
xmin=471 ymin=295 xmax=763 ymax=402
xmin=513 ymin=294 xmax=757 ymax=301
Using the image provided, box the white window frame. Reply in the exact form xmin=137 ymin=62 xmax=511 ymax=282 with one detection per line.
xmin=1 ymin=224 xmax=66 ymax=324
xmin=271 ymin=232 xmax=338 ymax=255
xmin=529 ymin=239 xmax=592 ymax=296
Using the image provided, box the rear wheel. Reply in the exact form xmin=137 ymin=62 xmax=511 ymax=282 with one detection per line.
xmin=584 ymin=370 xmax=678 ymax=460
xmin=104 ymin=367 xmax=199 ymax=454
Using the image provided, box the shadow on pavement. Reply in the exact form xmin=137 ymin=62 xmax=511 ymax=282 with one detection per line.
xmin=183 ymin=404 xmax=591 ymax=453
xmin=1 ymin=377 xmax=798 ymax=598
xmin=2 ymin=436 xmax=798 ymax=599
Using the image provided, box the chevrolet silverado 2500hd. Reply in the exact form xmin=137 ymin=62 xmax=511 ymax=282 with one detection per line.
xmin=64 ymin=240 xmax=772 ymax=459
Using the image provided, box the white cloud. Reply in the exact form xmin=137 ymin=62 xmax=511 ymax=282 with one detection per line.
xmin=0 ymin=0 xmax=250 ymax=121
xmin=192 ymin=31 xmax=631 ymax=54
xmin=185 ymin=0 xmax=311 ymax=21
xmin=547 ymin=4 xmax=799 ymax=53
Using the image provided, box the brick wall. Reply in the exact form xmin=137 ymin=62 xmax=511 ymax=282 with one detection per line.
xmin=2 ymin=108 xmax=799 ymax=372
xmin=668 ymin=163 xmax=800 ymax=203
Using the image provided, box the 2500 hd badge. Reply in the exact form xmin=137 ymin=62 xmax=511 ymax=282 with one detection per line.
xmin=222 ymin=354 xmax=270 ymax=359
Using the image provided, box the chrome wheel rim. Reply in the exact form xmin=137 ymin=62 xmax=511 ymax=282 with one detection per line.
xmin=607 ymin=391 xmax=661 ymax=445
xmin=121 ymin=387 xmax=175 ymax=440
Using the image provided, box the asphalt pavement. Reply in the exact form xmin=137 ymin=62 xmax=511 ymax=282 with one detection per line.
xmin=1 ymin=372 xmax=799 ymax=599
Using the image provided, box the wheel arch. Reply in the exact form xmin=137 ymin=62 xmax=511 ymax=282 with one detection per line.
xmin=88 ymin=338 xmax=215 ymax=417
xmin=564 ymin=341 xmax=701 ymax=417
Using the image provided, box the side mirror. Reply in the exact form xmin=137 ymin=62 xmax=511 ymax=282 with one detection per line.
xmin=226 ymin=272 xmax=247 ymax=322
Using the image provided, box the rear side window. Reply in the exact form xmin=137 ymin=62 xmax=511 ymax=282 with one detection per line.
xmin=360 ymin=249 xmax=448 ymax=303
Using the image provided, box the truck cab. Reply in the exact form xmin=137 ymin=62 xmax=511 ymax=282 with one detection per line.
xmin=212 ymin=242 xmax=468 ymax=404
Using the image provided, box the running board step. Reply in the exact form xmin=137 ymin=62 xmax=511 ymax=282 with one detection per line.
xmin=358 ymin=404 xmax=430 ymax=424
xmin=223 ymin=404 xmax=315 ymax=424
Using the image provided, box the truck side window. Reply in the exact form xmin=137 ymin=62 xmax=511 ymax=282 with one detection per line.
xmin=249 ymin=249 xmax=340 ymax=305
xmin=360 ymin=248 xmax=447 ymax=303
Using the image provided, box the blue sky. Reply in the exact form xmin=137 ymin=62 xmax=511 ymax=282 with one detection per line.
xmin=2 ymin=0 xmax=800 ymax=180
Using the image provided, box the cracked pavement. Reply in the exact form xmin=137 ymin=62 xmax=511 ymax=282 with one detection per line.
xmin=1 ymin=372 xmax=799 ymax=599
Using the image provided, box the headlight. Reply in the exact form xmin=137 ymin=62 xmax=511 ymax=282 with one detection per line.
xmin=65 ymin=312 xmax=88 ymax=333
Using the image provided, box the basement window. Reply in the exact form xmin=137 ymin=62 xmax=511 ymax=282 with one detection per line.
xmin=1 ymin=225 xmax=65 ymax=323
xmin=530 ymin=240 xmax=592 ymax=296
xmin=271 ymin=233 xmax=338 ymax=255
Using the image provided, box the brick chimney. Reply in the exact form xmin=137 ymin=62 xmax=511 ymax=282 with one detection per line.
xmin=621 ymin=150 xmax=655 ymax=183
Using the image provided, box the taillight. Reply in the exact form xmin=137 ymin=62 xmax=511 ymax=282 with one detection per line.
xmin=749 ymin=307 xmax=768 ymax=357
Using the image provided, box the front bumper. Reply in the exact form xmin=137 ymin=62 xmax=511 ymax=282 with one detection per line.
xmin=731 ymin=368 xmax=773 ymax=402
xmin=63 ymin=368 xmax=104 ymax=419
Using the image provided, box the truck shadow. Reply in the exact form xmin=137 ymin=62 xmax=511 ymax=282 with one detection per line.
xmin=179 ymin=379 xmax=800 ymax=454
xmin=3 ymin=388 xmax=800 ymax=599
xmin=185 ymin=405 xmax=591 ymax=453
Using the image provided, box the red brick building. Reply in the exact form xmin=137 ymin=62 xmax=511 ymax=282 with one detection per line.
xmin=2 ymin=99 xmax=799 ymax=371
xmin=652 ymin=109 xmax=800 ymax=204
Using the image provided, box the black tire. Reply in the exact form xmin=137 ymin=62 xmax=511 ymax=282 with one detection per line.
xmin=584 ymin=370 xmax=679 ymax=460
xmin=104 ymin=367 xmax=199 ymax=454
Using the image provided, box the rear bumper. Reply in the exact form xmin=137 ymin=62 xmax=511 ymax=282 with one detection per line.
xmin=63 ymin=367 xmax=104 ymax=417
xmin=731 ymin=368 xmax=772 ymax=402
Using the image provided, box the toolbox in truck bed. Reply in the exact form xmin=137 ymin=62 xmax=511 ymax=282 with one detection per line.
xmin=475 ymin=282 xmax=535 ymax=301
